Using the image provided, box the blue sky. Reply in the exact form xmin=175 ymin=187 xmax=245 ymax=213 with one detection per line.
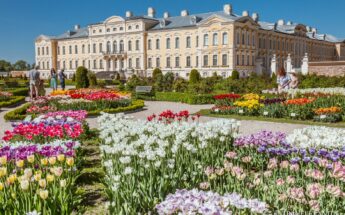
xmin=0 ymin=0 xmax=344 ymax=64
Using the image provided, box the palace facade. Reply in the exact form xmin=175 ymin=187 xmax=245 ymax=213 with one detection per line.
xmin=35 ymin=4 xmax=345 ymax=79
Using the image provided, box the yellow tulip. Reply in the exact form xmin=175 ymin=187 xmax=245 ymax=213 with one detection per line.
xmin=60 ymin=179 xmax=66 ymax=188
xmin=7 ymin=174 xmax=17 ymax=184
xmin=16 ymin=160 xmax=24 ymax=168
xmin=48 ymin=157 xmax=56 ymax=165
xmin=66 ymin=157 xmax=74 ymax=166
xmin=38 ymin=179 xmax=46 ymax=188
xmin=34 ymin=173 xmax=42 ymax=181
xmin=53 ymin=167 xmax=63 ymax=177
xmin=0 ymin=156 xmax=7 ymax=165
xmin=20 ymin=179 xmax=30 ymax=191
xmin=39 ymin=190 xmax=49 ymax=200
xmin=46 ymin=174 xmax=55 ymax=183
xmin=27 ymin=155 xmax=35 ymax=163
xmin=57 ymin=154 xmax=65 ymax=162
xmin=0 ymin=167 xmax=7 ymax=177
xmin=41 ymin=158 xmax=48 ymax=166
xmin=0 ymin=182 xmax=3 ymax=191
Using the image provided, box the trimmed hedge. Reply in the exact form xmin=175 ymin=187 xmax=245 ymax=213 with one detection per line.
xmin=0 ymin=96 xmax=26 ymax=108
xmin=4 ymin=103 xmax=31 ymax=121
xmin=6 ymin=88 xmax=29 ymax=96
xmin=4 ymin=100 xmax=145 ymax=121
xmin=155 ymin=92 xmax=214 ymax=104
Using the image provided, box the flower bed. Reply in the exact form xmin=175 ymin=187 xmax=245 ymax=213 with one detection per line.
xmin=211 ymin=92 xmax=345 ymax=123
xmin=99 ymin=112 xmax=240 ymax=213
xmin=198 ymin=128 xmax=345 ymax=212
xmin=0 ymin=91 xmax=25 ymax=108
xmin=0 ymin=110 xmax=86 ymax=214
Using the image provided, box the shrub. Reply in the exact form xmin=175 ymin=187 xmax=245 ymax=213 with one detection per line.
xmin=173 ymin=78 xmax=188 ymax=92
xmin=154 ymin=73 xmax=164 ymax=92
xmin=152 ymin=68 xmax=162 ymax=82
xmin=189 ymin=69 xmax=201 ymax=84
xmin=162 ymin=72 xmax=174 ymax=92
xmin=75 ymin=66 xmax=89 ymax=89
xmin=231 ymin=70 xmax=240 ymax=80
xmin=87 ymin=71 xmax=98 ymax=87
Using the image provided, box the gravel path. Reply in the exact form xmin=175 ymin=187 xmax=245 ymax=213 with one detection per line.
xmin=0 ymin=96 xmax=310 ymax=139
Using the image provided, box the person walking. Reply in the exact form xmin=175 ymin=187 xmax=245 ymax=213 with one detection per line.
xmin=50 ymin=68 xmax=57 ymax=91
xmin=29 ymin=66 xmax=40 ymax=100
xmin=276 ymin=67 xmax=291 ymax=93
xmin=59 ymin=69 xmax=67 ymax=90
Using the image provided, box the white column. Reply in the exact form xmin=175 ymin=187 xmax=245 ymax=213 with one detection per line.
xmin=271 ymin=54 xmax=277 ymax=76
xmin=301 ymin=53 xmax=309 ymax=75
xmin=286 ymin=53 xmax=292 ymax=73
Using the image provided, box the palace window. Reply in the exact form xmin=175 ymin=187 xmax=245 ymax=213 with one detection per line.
xmin=57 ymin=61 xmax=60 ymax=69
xmin=186 ymin=36 xmax=191 ymax=48
xmin=247 ymin=55 xmax=250 ymax=66
xmin=135 ymin=40 xmax=140 ymax=51
xmin=213 ymin=55 xmax=218 ymax=66
xmin=148 ymin=39 xmax=152 ymax=50
xmin=166 ymin=57 xmax=171 ymax=68
xmin=128 ymin=26 xmax=132 ymax=30
xmin=222 ymin=33 xmax=228 ymax=45
xmin=242 ymin=54 xmax=245 ymax=65
xmin=69 ymin=46 xmax=72 ymax=54
xmin=42 ymin=47 xmax=45 ymax=55
xmin=156 ymin=57 xmax=160 ymax=68
xmin=46 ymin=47 xmax=49 ymax=55
xmin=107 ymin=28 xmax=110 ymax=33
xmin=107 ymin=41 xmax=111 ymax=53
xmin=203 ymin=34 xmax=209 ymax=46
xmin=93 ymin=60 xmax=97 ymax=69
xmin=196 ymin=36 xmax=199 ymax=47
xmin=57 ymin=47 xmax=60 ymax=55
xmin=175 ymin=57 xmax=180 ymax=67
xmin=93 ymin=44 xmax=96 ymax=53
xmin=252 ymin=56 xmax=255 ymax=66
xmin=166 ymin=38 xmax=171 ymax=49
xmin=242 ymin=33 xmax=245 ymax=45
xmin=82 ymin=45 xmax=85 ymax=53
xmin=156 ymin=39 xmax=160 ymax=50
xmin=82 ymin=60 xmax=85 ymax=67
xmin=203 ymin=55 xmax=208 ymax=66
xmin=75 ymin=45 xmax=78 ymax=54
xmin=62 ymin=46 xmax=65 ymax=55
xmin=213 ymin=33 xmax=218 ymax=45
xmin=236 ymin=55 xmax=239 ymax=65
xmin=120 ymin=40 xmax=124 ymax=52
xmin=37 ymin=47 xmax=40 ymax=55
xmin=113 ymin=41 xmax=117 ymax=53
xmin=222 ymin=54 xmax=228 ymax=66
xmin=128 ymin=58 xmax=132 ymax=68
xmin=99 ymin=43 xmax=103 ymax=53
xmin=196 ymin=56 xmax=199 ymax=67
xmin=237 ymin=32 xmax=240 ymax=45
xmin=128 ymin=41 xmax=132 ymax=51
xmin=75 ymin=60 xmax=78 ymax=68
xmin=252 ymin=35 xmax=256 ymax=47
xmin=148 ymin=58 xmax=152 ymax=68
xmin=136 ymin=58 xmax=140 ymax=68
xmin=136 ymin=25 xmax=139 ymax=29
xmin=63 ymin=61 xmax=66 ymax=69
xmin=186 ymin=56 xmax=191 ymax=67
xmin=120 ymin=27 xmax=123 ymax=31
xmin=247 ymin=33 xmax=250 ymax=46
xmin=175 ymin=37 xmax=180 ymax=49
xmin=99 ymin=59 xmax=103 ymax=69
xmin=69 ymin=61 xmax=72 ymax=69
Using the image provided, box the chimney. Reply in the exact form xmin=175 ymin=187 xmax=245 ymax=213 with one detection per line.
xmin=252 ymin=13 xmax=259 ymax=22
xmin=181 ymin=10 xmax=189 ymax=17
xmin=74 ymin=25 xmax=80 ymax=31
xmin=147 ymin=7 xmax=156 ymax=18
xmin=163 ymin=12 xmax=170 ymax=19
xmin=126 ymin=11 xmax=133 ymax=18
xmin=286 ymin=21 xmax=292 ymax=25
xmin=277 ymin=19 xmax=285 ymax=26
xmin=223 ymin=4 xmax=232 ymax=15
xmin=242 ymin=11 xmax=249 ymax=17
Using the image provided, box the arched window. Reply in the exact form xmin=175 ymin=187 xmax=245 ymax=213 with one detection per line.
xmin=203 ymin=34 xmax=209 ymax=46
xmin=186 ymin=36 xmax=191 ymax=48
xmin=135 ymin=40 xmax=140 ymax=51
xmin=93 ymin=44 xmax=96 ymax=53
xmin=175 ymin=37 xmax=180 ymax=49
xmin=213 ymin=33 xmax=218 ymax=45
xmin=156 ymin=39 xmax=160 ymax=49
xmin=222 ymin=33 xmax=228 ymax=45
xmin=156 ymin=57 xmax=160 ymax=67
xmin=128 ymin=41 xmax=132 ymax=51
xmin=113 ymin=41 xmax=117 ymax=53
xmin=99 ymin=43 xmax=103 ymax=53
xmin=106 ymin=41 xmax=111 ymax=53
xmin=75 ymin=45 xmax=78 ymax=54
xmin=82 ymin=44 xmax=85 ymax=53
xmin=166 ymin=38 xmax=171 ymax=49
xmin=120 ymin=40 xmax=124 ymax=52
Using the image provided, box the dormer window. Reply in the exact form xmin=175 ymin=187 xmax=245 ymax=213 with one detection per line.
xmin=136 ymin=25 xmax=139 ymax=29
xmin=113 ymin=28 xmax=117 ymax=31
xmin=160 ymin=20 xmax=166 ymax=27
xmin=120 ymin=27 xmax=124 ymax=31
xmin=128 ymin=26 xmax=132 ymax=30
xmin=107 ymin=28 xmax=110 ymax=32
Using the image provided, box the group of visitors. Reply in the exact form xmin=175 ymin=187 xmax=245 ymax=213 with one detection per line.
xmin=276 ymin=67 xmax=299 ymax=92
xmin=29 ymin=66 xmax=67 ymax=100
xmin=49 ymin=68 xmax=67 ymax=91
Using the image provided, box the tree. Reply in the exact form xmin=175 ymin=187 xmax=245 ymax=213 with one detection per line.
xmin=126 ymin=74 xmax=142 ymax=91
xmin=189 ymin=69 xmax=201 ymax=84
xmin=13 ymin=60 xmax=29 ymax=71
xmin=75 ymin=66 xmax=89 ymax=89
xmin=162 ymin=72 xmax=174 ymax=91
xmin=0 ymin=60 xmax=12 ymax=72
xmin=152 ymin=68 xmax=162 ymax=82
xmin=231 ymin=70 xmax=240 ymax=80
xmin=173 ymin=77 xmax=188 ymax=92
xmin=154 ymin=73 xmax=164 ymax=92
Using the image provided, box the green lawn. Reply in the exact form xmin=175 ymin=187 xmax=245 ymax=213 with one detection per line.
xmin=199 ymin=109 xmax=345 ymax=128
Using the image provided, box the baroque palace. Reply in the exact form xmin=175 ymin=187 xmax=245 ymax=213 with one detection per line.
xmin=35 ymin=4 xmax=345 ymax=79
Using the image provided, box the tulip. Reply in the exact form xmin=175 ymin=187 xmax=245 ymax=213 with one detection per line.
xmin=7 ymin=174 xmax=17 ymax=184
xmin=0 ymin=167 xmax=7 ymax=177
xmin=41 ymin=158 xmax=48 ymax=166
xmin=0 ymin=182 xmax=3 ymax=191
xmin=24 ymin=168 xmax=33 ymax=179
xmin=60 ymin=179 xmax=67 ymax=188
xmin=66 ymin=157 xmax=74 ymax=166
xmin=199 ymin=182 xmax=210 ymax=190
xmin=39 ymin=179 xmax=46 ymax=188
xmin=39 ymin=190 xmax=49 ymax=200
xmin=48 ymin=157 xmax=57 ymax=165
xmin=34 ymin=173 xmax=42 ymax=181
xmin=57 ymin=154 xmax=65 ymax=162
xmin=46 ymin=174 xmax=55 ymax=183
xmin=20 ymin=179 xmax=30 ymax=191
xmin=16 ymin=160 xmax=24 ymax=168
xmin=0 ymin=156 xmax=7 ymax=165
xmin=27 ymin=155 xmax=35 ymax=163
